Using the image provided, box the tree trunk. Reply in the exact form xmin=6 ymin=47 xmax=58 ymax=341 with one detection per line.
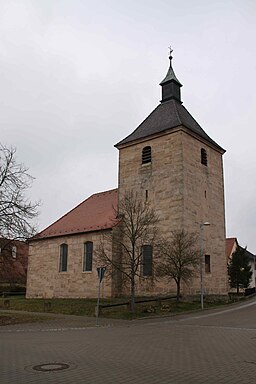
xmin=176 ymin=279 xmax=181 ymax=305
xmin=130 ymin=277 xmax=136 ymax=313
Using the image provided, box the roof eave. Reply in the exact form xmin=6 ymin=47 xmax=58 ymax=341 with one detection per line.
xmin=115 ymin=125 xmax=225 ymax=154
xmin=29 ymin=225 xmax=115 ymax=243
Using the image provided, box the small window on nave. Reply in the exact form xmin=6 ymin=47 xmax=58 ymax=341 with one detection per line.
xmin=83 ymin=241 xmax=93 ymax=272
xmin=59 ymin=243 xmax=68 ymax=272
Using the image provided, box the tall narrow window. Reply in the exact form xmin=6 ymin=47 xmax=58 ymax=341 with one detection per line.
xmin=83 ymin=241 xmax=93 ymax=272
xmin=205 ymin=254 xmax=211 ymax=273
xmin=201 ymin=148 xmax=208 ymax=166
xmin=142 ymin=245 xmax=153 ymax=276
xmin=142 ymin=146 xmax=151 ymax=164
xmin=59 ymin=244 xmax=68 ymax=272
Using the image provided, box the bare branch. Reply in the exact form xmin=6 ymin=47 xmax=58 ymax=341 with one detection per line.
xmin=96 ymin=191 xmax=158 ymax=312
xmin=155 ymin=230 xmax=200 ymax=302
xmin=0 ymin=144 xmax=39 ymax=241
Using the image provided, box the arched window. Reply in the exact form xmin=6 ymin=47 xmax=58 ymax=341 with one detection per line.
xmin=142 ymin=245 xmax=153 ymax=276
xmin=59 ymin=244 xmax=68 ymax=272
xmin=201 ymin=148 xmax=207 ymax=166
xmin=83 ymin=241 xmax=93 ymax=272
xmin=142 ymin=146 xmax=152 ymax=164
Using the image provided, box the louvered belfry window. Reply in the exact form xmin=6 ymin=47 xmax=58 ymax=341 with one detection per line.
xmin=142 ymin=146 xmax=152 ymax=164
xmin=201 ymin=148 xmax=208 ymax=166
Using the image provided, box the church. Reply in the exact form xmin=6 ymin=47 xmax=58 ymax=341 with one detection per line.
xmin=26 ymin=51 xmax=228 ymax=299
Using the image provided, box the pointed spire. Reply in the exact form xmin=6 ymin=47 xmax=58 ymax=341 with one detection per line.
xmin=160 ymin=46 xmax=182 ymax=103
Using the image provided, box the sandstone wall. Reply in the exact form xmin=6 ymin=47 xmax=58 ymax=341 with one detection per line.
xmin=182 ymin=132 xmax=227 ymax=295
xmin=26 ymin=231 xmax=113 ymax=299
xmin=118 ymin=129 xmax=228 ymax=297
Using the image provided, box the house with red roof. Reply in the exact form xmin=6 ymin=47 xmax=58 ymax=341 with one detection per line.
xmin=0 ymin=239 xmax=28 ymax=288
xmin=27 ymin=51 xmax=231 ymax=299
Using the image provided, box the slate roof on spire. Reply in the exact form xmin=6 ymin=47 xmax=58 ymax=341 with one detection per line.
xmin=115 ymin=99 xmax=225 ymax=152
xmin=160 ymin=54 xmax=182 ymax=86
xmin=116 ymin=50 xmax=224 ymax=152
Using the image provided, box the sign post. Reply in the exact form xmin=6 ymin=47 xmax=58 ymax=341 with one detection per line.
xmin=96 ymin=266 xmax=106 ymax=326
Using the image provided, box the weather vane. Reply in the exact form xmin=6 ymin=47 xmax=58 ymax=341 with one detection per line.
xmin=168 ymin=45 xmax=173 ymax=56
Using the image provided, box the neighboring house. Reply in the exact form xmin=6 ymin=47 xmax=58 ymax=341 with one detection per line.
xmin=226 ymin=237 xmax=256 ymax=289
xmin=27 ymin=51 xmax=229 ymax=299
xmin=0 ymin=239 xmax=28 ymax=287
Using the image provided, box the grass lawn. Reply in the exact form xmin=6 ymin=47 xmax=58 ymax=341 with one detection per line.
xmin=0 ymin=294 xmax=240 ymax=324
xmin=0 ymin=296 xmax=97 ymax=316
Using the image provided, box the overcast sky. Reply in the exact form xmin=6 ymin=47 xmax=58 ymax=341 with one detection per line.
xmin=1 ymin=0 xmax=255 ymax=251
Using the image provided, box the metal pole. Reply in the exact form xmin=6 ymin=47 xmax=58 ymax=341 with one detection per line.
xmin=200 ymin=224 xmax=204 ymax=310
xmin=95 ymin=266 xmax=106 ymax=326
xmin=96 ymin=279 xmax=101 ymax=326
xmin=102 ymin=279 xmax=104 ymax=300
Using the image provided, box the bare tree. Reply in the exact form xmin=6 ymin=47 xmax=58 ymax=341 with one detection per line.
xmin=98 ymin=191 xmax=158 ymax=313
xmin=0 ymin=144 xmax=39 ymax=242
xmin=156 ymin=230 xmax=200 ymax=302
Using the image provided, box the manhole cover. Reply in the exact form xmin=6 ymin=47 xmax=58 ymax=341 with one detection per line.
xmin=32 ymin=363 xmax=70 ymax=372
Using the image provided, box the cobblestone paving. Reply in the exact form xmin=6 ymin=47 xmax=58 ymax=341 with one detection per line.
xmin=1 ymin=299 xmax=256 ymax=383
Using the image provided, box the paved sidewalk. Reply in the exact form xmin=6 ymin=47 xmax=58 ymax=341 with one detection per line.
xmin=0 ymin=308 xmax=130 ymax=330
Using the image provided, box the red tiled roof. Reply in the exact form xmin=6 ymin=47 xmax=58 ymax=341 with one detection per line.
xmin=33 ymin=189 xmax=118 ymax=240
xmin=226 ymin=237 xmax=237 ymax=258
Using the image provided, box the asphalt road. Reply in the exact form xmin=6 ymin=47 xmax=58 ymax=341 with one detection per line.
xmin=1 ymin=299 xmax=256 ymax=384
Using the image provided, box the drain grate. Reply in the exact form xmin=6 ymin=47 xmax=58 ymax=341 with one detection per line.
xmin=32 ymin=363 xmax=70 ymax=372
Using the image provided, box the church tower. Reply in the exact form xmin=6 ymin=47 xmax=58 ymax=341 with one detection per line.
xmin=115 ymin=50 xmax=228 ymax=296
